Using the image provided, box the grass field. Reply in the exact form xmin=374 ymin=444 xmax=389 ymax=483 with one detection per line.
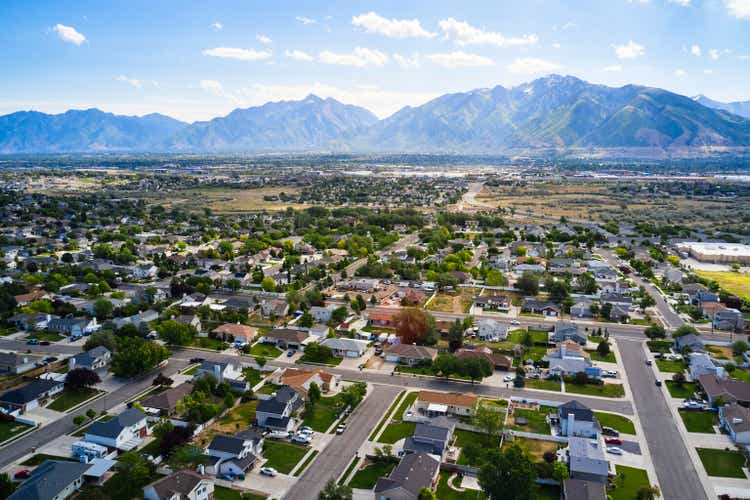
xmin=47 ymin=388 xmax=101 ymax=412
xmin=214 ymin=485 xmax=266 ymax=500
xmin=248 ymin=343 xmax=282 ymax=358
xmin=378 ymin=422 xmax=416 ymax=444
xmin=647 ymin=340 xmax=674 ymax=353
xmin=0 ymin=420 xmax=33 ymax=443
xmin=302 ymin=395 xmax=342 ymax=432
xmin=679 ymin=410 xmax=718 ymax=433
xmin=697 ymin=448 xmax=748 ymax=478
xmin=656 ymin=359 xmax=686 ymax=373
xmin=611 ymin=465 xmax=651 ymax=500
xmin=566 ymin=382 xmax=625 ymax=398
xmin=526 ymin=378 xmax=562 ymax=392
xmin=242 ymin=367 xmax=264 ymax=386
xmin=510 ymin=438 xmax=562 ymax=462
xmin=27 ymin=331 xmax=64 ymax=342
xmin=181 ymin=186 xmax=303 ymax=213
xmin=695 ymin=271 xmax=750 ymax=301
xmin=586 ymin=349 xmax=616 ymax=363
xmin=594 ymin=412 xmax=636 ymax=435
xmin=189 ymin=337 xmax=227 ymax=350
xmin=348 ymin=461 xmax=396 ymax=489
xmin=262 ymin=440 xmax=309 ymax=474
xmin=665 ymin=381 xmax=698 ymax=399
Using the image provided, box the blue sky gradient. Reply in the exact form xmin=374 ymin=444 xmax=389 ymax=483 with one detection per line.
xmin=1 ymin=0 xmax=749 ymax=122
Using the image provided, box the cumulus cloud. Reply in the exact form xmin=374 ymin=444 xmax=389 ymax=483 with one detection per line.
xmin=675 ymin=68 xmax=687 ymax=76
xmin=202 ymin=47 xmax=272 ymax=61
xmin=612 ymin=40 xmax=645 ymax=59
xmin=116 ymin=75 xmax=158 ymax=88
xmin=285 ymin=49 xmax=314 ymax=61
xmin=603 ymin=65 xmax=622 ymax=72
xmin=210 ymin=22 xmax=223 ymax=31
xmin=52 ymin=24 xmax=86 ymax=45
xmin=427 ymin=51 xmax=495 ymax=68
xmin=506 ymin=57 xmax=561 ymax=74
xmin=710 ymin=48 xmax=731 ymax=60
xmin=438 ymin=18 xmax=537 ymax=46
xmin=725 ymin=0 xmax=750 ymax=19
xmin=393 ymin=53 xmax=420 ymax=69
xmin=668 ymin=0 xmax=691 ymax=6
xmin=318 ymin=47 xmax=388 ymax=67
xmin=704 ymin=69 xmax=714 ymax=74
xmin=352 ymin=12 xmax=435 ymax=38
xmin=256 ymin=34 xmax=272 ymax=44
xmin=691 ymin=44 xmax=702 ymax=56
xmin=296 ymin=16 xmax=316 ymax=25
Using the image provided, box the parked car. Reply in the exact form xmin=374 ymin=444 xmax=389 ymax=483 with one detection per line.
xmin=44 ymin=356 xmax=57 ymax=362
xmin=26 ymin=339 xmax=39 ymax=345
xmin=287 ymin=350 xmax=294 ymax=357
xmin=655 ymin=379 xmax=662 ymax=387
xmin=606 ymin=446 xmax=623 ymax=455
xmin=299 ymin=426 xmax=313 ymax=433
xmin=503 ymin=375 xmax=514 ymax=382
xmin=605 ymin=437 xmax=622 ymax=445
xmin=260 ymin=467 xmax=277 ymax=477
xmin=189 ymin=357 xmax=205 ymax=364
xmin=601 ymin=427 xmax=620 ymax=437
xmin=682 ymin=401 xmax=705 ymax=410
xmin=291 ymin=435 xmax=311 ymax=444
xmin=510 ymin=320 xmax=521 ymax=325
xmin=267 ymin=430 xmax=291 ymax=440
xmin=14 ymin=469 xmax=30 ymax=479
xmin=336 ymin=424 xmax=346 ymax=435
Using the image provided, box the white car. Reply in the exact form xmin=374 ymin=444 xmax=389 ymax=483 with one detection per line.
xmin=260 ymin=467 xmax=277 ymax=477
xmin=503 ymin=375 xmax=514 ymax=382
xmin=511 ymin=320 xmax=521 ymax=325
xmin=292 ymin=435 xmax=311 ymax=444
xmin=682 ymin=401 xmax=705 ymax=410
xmin=606 ymin=446 xmax=623 ymax=455
xmin=267 ymin=430 xmax=290 ymax=440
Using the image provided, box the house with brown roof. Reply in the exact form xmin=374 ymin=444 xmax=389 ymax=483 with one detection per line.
xmin=384 ymin=344 xmax=437 ymax=366
xmin=454 ymin=347 xmax=512 ymax=371
xmin=698 ymin=374 xmax=750 ymax=406
xmin=367 ymin=309 xmax=398 ymax=328
xmin=141 ymin=383 xmax=194 ymax=417
xmin=271 ymin=367 xmax=339 ymax=395
xmin=414 ymin=390 xmax=478 ymax=417
xmin=212 ymin=323 xmax=258 ymax=343
xmin=13 ymin=289 xmax=50 ymax=306
xmin=143 ymin=469 xmax=214 ymax=500
xmin=262 ymin=328 xmax=309 ymax=349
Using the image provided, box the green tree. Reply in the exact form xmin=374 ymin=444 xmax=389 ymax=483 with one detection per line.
xmin=111 ymin=337 xmax=170 ymax=378
xmin=417 ymin=487 xmax=437 ymax=500
xmin=73 ymin=415 xmax=86 ymax=426
xmin=261 ymin=276 xmax=276 ymax=292
xmin=486 ymin=269 xmax=504 ymax=286
xmin=597 ymin=339 xmax=611 ymax=357
xmin=516 ymin=272 xmax=539 ymax=296
xmin=473 ymin=405 xmax=503 ymax=444
xmin=732 ymin=340 xmax=750 ymax=356
xmin=83 ymin=330 xmax=117 ymax=352
xmin=156 ymin=319 xmax=195 ymax=345
xmin=552 ymin=461 xmax=569 ymax=481
xmin=92 ymin=298 xmax=114 ymax=320
xmin=640 ymin=293 xmax=656 ymax=311
xmin=0 ymin=473 xmax=15 ymax=499
xmin=308 ymin=382 xmax=322 ymax=407
xmin=448 ymin=319 xmax=464 ymax=353
xmin=575 ymin=272 xmax=598 ymax=294
xmin=319 ymin=478 xmax=353 ymax=500
xmin=637 ymin=485 xmax=661 ymax=500
xmin=673 ymin=325 xmax=699 ymax=338
xmin=169 ymin=446 xmax=209 ymax=469
xmin=644 ymin=324 xmax=666 ymax=339
xmin=478 ymin=444 xmax=537 ymax=500
xmin=298 ymin=311 xmax=314 ymax=327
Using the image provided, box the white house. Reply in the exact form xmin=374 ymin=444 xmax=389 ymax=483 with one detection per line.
xmin=84 ymin=408 xmax=149 ymax=451
xmin=688 ymin=352 xmax=725 ymax=380
xmin=557 ymin=400 xmax=599 ymax=438
xmin=68 ymin=346 xmax=111 ymax=371
xmin=205 ymin=430 xmax=263 ymax=476
xmin=143 ymin=470 xmax=215 ymax=500
xmin=310 ymin=305 xmax=338 ymax=323
xmin=194 ymin=360 xmax=248 ymax=392
xmin=477 ymin=319 xmax=508 ymax=342
xmin=319 ymin=337 xmax=369 ymax=358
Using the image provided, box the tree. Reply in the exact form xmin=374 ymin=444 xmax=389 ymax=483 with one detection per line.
xmin=673 ymin=325 xmax=699 ymax=338
xmin=226 ymin=278 xmax=241 ymax=292
xmin=86 ymin=408 xmax=97 ymax=419
xmin=157 ymin=320 xmax=195 ymax=345
xmin=83 ymin=330 xmax=117 ymax=352
xmin=576 ymin=272 xmax=598 ymax=294
xmin=597 ymin=339 xmax=611 ymax=357
xmin=393 ymin=308 xmax=435 ymax=345
xmin=486 ymin=269 xmax=504 ymax=286
xmin=308 ymin=382 xmax=321 ymax=407
xmin=169 ymin=445 xmax=209 ymax=469
xmin=319 ymin=478 xmax=353 ymax=500
xmin=65 ymin=368 xmax=101 ymax=390
xmin=473 ymin=405 xmax=503 ymax=444
xmin=417 ymin=488 xmax=437 ymax=500
xmin=672 ymin=372 xmax=687 ymax=385
xmin=552 ymin=461 xmax=569 ymax=482
xmin=516 ymin=272 xmax=539 ymax=296
xmin=298 ymin=311 xmax=314 ymax=327
xmin=302 ymin=342 xmax=335 ymax=363
xmin=644 ymin=324 xmax=666 ymax=339
xmin=600 ymin=302 xmax=613 ymax=320
xmin=448 ymin=319 xmax=464 ymax=353
xmin=462 ymin=357 xmax=493 ymax=382
xmin=637 ymin=485 xmax=661 ymax=499
xmin=732 ymin=340 xmax=750 ymax=356
xmin=478 ymin=444 xmax=537 ymax=500
xmin=261 ymin=276 xmax=276 ymax=292
xmin=111 ymin=337 xmax=170 ymax=378
xmin=640 ymin=293 xmax=656 ymax=311
xmin=331 ymin=306 xmax=348 ymax=324
xmin=0 ymin=473 xmax=16 ymax=499
xmin=92 ymin=298 xmax=114 ymax=320
xmin=73 ymin=415 xmax=86 ymax=426
xmin=546 ymin=278 xmax=570 ymax=304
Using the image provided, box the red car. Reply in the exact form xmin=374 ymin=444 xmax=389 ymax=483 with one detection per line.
xmin=605 ymin=437 xmax=622 ymax=445
xmin=14 ymin=469 xmax=30 ymax=479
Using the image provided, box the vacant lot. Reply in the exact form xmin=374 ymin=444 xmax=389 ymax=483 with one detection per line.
xmin=695 ymin=271 xmax=750 ymax=301
xmin=181 ymin=187 xmax=303 ymax=213
xmin=426 ymin=287 xmax=478 ymax=313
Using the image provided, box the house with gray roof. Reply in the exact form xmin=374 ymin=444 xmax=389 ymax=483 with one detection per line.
xmin=0 ymin=352 xmax=44 ymax=375
xmin=47 ymin=317 xmax=99 ymax=337
xmin=719 ymin=403 xmax=750 ymax=445
xmin=143 ymin=469 xmax=214 ymax=500
xmin=552 ymin=322 xmax=586 ymax=345
xmin=255 ymin=385 xmax=303 ymax=431
xmin=68 ymin=346 xmax=111 ymax=371
xmin=374 ymin=452 xmax=440 ymax=500
xmin=205 ymin=429 xmax=263 ymax=477
xmin=562 ymin=478 xmax=607 ymax=500
xmin=688 ymin=352 xmax=725 ymax=380
xmin=319 ymin=337 xmax=369 ymax=358
xmin=8 ymin=460 xmax=92 ymax=500
xmin=0 ymin=378 xmax=64 ymax=414
xmin=675 ymin=334 xmax=704 ymax=353
xmin=558 ymin=400 xmax=600 ymax=438
xmin=84 ymin=408 xmax=148 ymax=451
xmin=564 ymin=437 xmax=609 ymax=483
xmin=403 ymin=417 xmax=454 ymax=458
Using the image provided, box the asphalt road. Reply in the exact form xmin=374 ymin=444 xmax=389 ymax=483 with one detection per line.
xmin=0 ymin=338 xmax=82 ymax=355
xmin=284 ymin=384 xmax=402 ymax=500
xmin=616 ymin=339 xmax=707 ymax=500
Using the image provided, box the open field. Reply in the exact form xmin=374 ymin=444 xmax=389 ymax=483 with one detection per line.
xmin=426 ymin=287 xmax=478 ymax=313
xmin=694 ymin=271 xmax=750 ymax=301
xmin=179 ymin=187 xmax=304 ymax=213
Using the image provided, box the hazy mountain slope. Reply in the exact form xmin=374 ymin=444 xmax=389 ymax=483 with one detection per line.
xmin=694 ymin=95 xmax=750 ymax=119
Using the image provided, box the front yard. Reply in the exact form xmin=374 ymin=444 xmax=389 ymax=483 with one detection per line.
xmin=261 ymin=440 xmax=309 ymax=474
xmin=610 ymin=465 xmax=651 ymax=500
xmin=655 ymin=359 xmax=685 ymax=373
xmin=47 ymin=387 xmax=102 ymax=412
xmin=348 ymin=461 xmax=396 ymax=489
xmin=697 ymin=447 xmax=748 ymax=478
xmin=378 ymin=421 xmax=416 ymax=443
xmin=526 ymin=378 xmax=562 ymax=391
xmin=586 ymin=349 xmax=616 ymax=363
xmin=679 ymin=410 xmax=718 ymax=433
xmin=248 ymin=343 xmax=282 ymax=358
xmin=565 ymin=382 xmax=625 ymax=398
xmin=594 ymin=412 xmax=636 ymax=435
xmin=188 ymin=337 xmax=228 ymax=350
xmin=0 ymin=419 xmax=33 ymax=443
xmin=665 ymin=381 xmax=697 ymax=399
xmin=302 ymin=395 xmax=342 ymax=432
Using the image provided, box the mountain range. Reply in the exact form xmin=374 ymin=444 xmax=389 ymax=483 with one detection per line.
xmin=1 ymin=75 xmax=750 ymax=154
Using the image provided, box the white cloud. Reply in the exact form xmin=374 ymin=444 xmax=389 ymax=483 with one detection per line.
xmin=506 ymin=57 xmax=561 ymax=74
xmin=285 ymin=49 xmax=314 ymax=61
xmin=739 ymin=55 xmax=750 ymax=60
xmin=704 ymin=69 xmax=714 ymax=74
xmin=675 ymin=68 xmax=687 ymax=76
xmin=603 ymin=65 xmax=622 ymax=72
xmin=318 ymin=47 xmax=388 ymax=67
xmin=427 ymin=51 xmax=495 ymax=68
xmin=202 ymin=47 xmax=272 ymax=61
xmin=352 ymin=12 xmax=435 ymax=38
xmin=691 ymin=44 xmax=702 ymax=56
xmin=438 ymin=18 xmax=538 ymax=47
xmin=551 ymin=42 xmax=561 ymax=49
xmin=52 ymin=24 xmax=86 ymax=45
xmin=296 ymin=16 xmax=317 ymax=25
xmin=199 ymin=80 xmax=224 ymax=95
xmin=393 ymin=53 xmax=420 ymax=69
xmin=725 ymin=0 xmax=750 ymax=19
xmin=256 ymin=34 xmax=272 ymax=44
xmin=668 ymin=0 xmax=691 ymax=6
xmin=612 ymin=40 xmax=645 ymax=59
xmin=709 ymin=48 xmax=731 ymax=60
xmin=210 ymin=22 xmax=223 ymax=31
xmin=116 ymin=75 xmax=158 ymax=89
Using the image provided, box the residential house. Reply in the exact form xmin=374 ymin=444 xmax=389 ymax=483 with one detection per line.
xmin=194 ymin=361 xmax=249 ymax=392
xmin=719 ymin=403 xmax=750 ymax=445
xmin=84 ymin=408 xmax=149 ymax=451
xmin=141 ymin=383 xmax=194 ymax=417
xmin=476 ymin=319 xmax=508 ymax=342
xmin=0 ymin=352 xmax=43 ymax=375
xmin=8 ymin=460 xmax=92 ymax=500
xmin=571 ymin=300 xmax=594 ymax=318
xmin=211 ymin=323 xmax=257 ymax=344
xmin=374 ymin=452 xmax=440 ymax=500
xmin=111 ymin=309 xmax=159 ymax=330
xmin=522 ymin=299 xmax=559 ymax=317
xmin=607 ymin=303 xmax=630 ymax=323
xmin=7 ymin=312 xmax=55 ymax=331
xmin=263 ymin=328 xmax=309 ymax=350
xmin=259 ymin=299 xmax=289 ymax=319
xmin=367 ymin=309 xmax=398 ymax=328
xmin=403 ymin=418 xmax=455 ymax=457
xmin=205 ymin=429 xmax=263 ymax=477
xmin=698 ymin=374 xmax=750 ymax=406
xmin=473 ymin=295 xmax=510 ymax=312
xmin=175 ymin=314 xmax=202 ymax=333
xmin=713 ymin=308 xmax=744 ymax=332
xmin=48 ymin=317 xmax=99 ymax=337
xmin=558 ymin=400 xmax=600 ymax=438
xmin=688 ymin=352 xmax=725 ymax=380
xmin=384 ymin=344 xmax=438 ymax=366
xmin=310 ymin=305 xmax=338 ymax=323
xmin=143 ymin=469 xmax=215 ymax=500
xmin=13 ymin=289 xmax=50 ymax=306
xmin=0 ymin=378 xmax=64 ymax=414
xmin=319 ymin=337 xmax=369 ymax=358
xmin=552 ymin=322 xmax=586 ymax=345
xmin=273 ymin=368 xmax=338 ymax=395
xmin=68 ymin=346 xmax=111 ymax=371
xmin=255 ymin=385 xmax=303 ymax=431
xmin=454 ymin=347 xmax=512 ymax=371
xmin=414 ymin=391 xmax=478 ymax=417
xmin=544 ymin=341 xmax=597 ymax=378
xmin=675 ymin=334 xmax=704 ymax=353
xmin=599 ymin=294 xmax=633 ymax=309
xmin=562 ymin=478 xmax=607 ymax=500
xmin=563 ymin=437 xmax=609 ymax=484
xmin=692 ymin=290 xmax=719 ymax=306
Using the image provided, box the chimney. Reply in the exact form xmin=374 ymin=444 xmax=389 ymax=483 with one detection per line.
xmin=213 ymin=364 xmax=221 ymax=380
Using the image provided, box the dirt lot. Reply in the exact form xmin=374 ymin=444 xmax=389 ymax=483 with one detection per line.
xmin=426 ymin=287 xmax=479 ymax=313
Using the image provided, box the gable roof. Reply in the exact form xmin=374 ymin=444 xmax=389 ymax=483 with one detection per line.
xmin=141 ymin=383 xmax=193 ymax=412
xmin=417 ymin=390 xmax=478 ymax=408
xmin=0 ymin=379 xmax=62 ymax=405
xmin=563 ymin=478 xmax=607 ymax=500
xmin=265 ymin=328 xmax=309 ymax=343
xmin=86 ymin=408 xmax=145 ymax=439
xmin=208 ymin=434 xmax=246 ymax=455
xmin=698 ymin=374 xmax=750 ymax=403
xmin=385 ymin=343 xmax=437 ymax=360
xmin=374 ymin=453 xmax=440 ymax=497
xmin=144 ymin=469 xmax=210 ymax=498
xmin=212 ymin=323 xmax=257 ymax=340
xmin=281 ymin=368 xmax=334 ymax=389
xmin=8 ymin=460 xmax=91 ymax=500
xmin=558 ymin=400 xmax=594 ymax=422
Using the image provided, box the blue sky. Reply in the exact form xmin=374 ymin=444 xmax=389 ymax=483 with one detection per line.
xmin=1 ymin=0 xmax=749 ymax=122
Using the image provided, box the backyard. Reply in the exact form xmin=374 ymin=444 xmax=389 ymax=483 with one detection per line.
xmin=697 ymin=447 xmax=748 ymax=478
xmin=435 ymin=472 xmax=485 ymax=500
xmin=508 ymin=437 xmax=562 ymax=462
xmin=508 ymin=407 xmax=552 ymax=435
xmin=261 ymin=440 xmax=309 ymax=474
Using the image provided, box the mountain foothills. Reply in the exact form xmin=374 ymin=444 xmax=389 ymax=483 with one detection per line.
xmin=1 ymin=75 xmax=750 ymax=154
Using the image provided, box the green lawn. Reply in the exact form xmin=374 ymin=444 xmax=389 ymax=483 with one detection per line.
xmin=679 ymin=410 xmax=718 ymax=433
xmin=0 ymin=420 xmax=33 ymax=443
xmin=368 ymin=391 xmax=405 ymax=441
xmin=665 ymin=381 xmax=697 ymax=399
xmin=248 ymin=343 xmax=282 ymax=358
xmin=292 ymin=450 xmax=318 ymax=477
xmin=218 ymin=400 xmax=258 ymax=428
xmin=340 ymin=457 xmax=361 ymax=485
xmin=27 ymin=332 xmax=64 ymax=342
xmin=594 ymin=412 xmax=636 ymax=435
xmin=214 ymin=485 xmax=266 ymax=500
xmin=181 ymin=365 xmax=198 ymax=375
xmin=392 ymin=392 xmax=418 ymax=420
xmin=257 ymin=383 xmax=283 ymax=395
xmin=526 ymin=378 xmax=562 ymax=391
xmin=242 ymin=367 xmax=264 ymax=386
xmin=297 ymin=354 xmax=343 ymax=366
xmin=189 ymin=337 xmax=228 ymax=350
xmin=262 ymin=440 xmax=309 ymax=474
xmin=586 ymin=349 xmax=616 ymax=363
xmin=302 ymin=395 xmax=342 ymax=432
xmin=656 ymin=359 xmax=685 ymax=373
xmin=348 ymin=461 xmax=396 ymax=489
xmin=72 ymin=415 xmax=114 ymax=437
xmin=697 ymin=448 xmax=748 ymax=478
xmin=21 ymin=453 xmax=77 ymax=466
xmin=509 ymin=408 xmax=551 ymax=434
xmin=47 ymin=387 xmax=101 ymax=412
xmin=455 ymin=429 xmax=498 ymax=466
xmin=646 ymin=340 xmax=673 ymax=353
xmin=731 ymin=369 xmax=750 ymax=383
xmin=611 ymin=465 xmax=651 ymax=500
xmin=378 ymin=422 xmax=416 ymax=443
xmin=435 ymin=472 xmax=485 ymax=500
xmin=565 ymin=382 xmax=625 ymax=398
